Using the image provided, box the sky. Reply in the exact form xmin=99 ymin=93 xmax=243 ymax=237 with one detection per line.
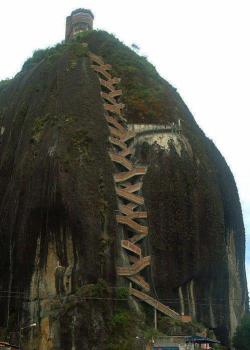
xmin=0 ymin=0 xmax=249 ymax=287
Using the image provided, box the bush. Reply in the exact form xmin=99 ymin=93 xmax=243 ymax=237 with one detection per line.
xmin=233 ymin=314 xmax=250 ymax=350
xmin=106 ymin=308 xmax=143 ymax=350
xmin=110 ymin=310 xmax=131 ymax=332
xmin=115 ymin=287 xmax=129 ymax=299
xmin=0 ymin=78 xmax=12 ymax=92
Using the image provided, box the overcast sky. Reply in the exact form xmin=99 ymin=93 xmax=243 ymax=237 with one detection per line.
xmin=0 ymin=0 xmax=249 ymax=287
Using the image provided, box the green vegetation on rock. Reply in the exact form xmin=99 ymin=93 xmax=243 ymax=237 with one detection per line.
xmin=0 ymin=29 xmax=247 ymax=349
xmin=233 ymin=314 xmax=250 ymax=350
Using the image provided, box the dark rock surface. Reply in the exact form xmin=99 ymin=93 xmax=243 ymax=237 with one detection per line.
xmin=0 ymin=31 xmax=248 ymax=348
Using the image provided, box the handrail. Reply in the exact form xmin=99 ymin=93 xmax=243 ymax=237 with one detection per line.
xmin=117 ymin=256 xmax=151 ymax=276
xmin=119 ymin=204 xmax=147 ymax=219
xmin=114 ymin=167 xmax=147 ymax=182
xmin=128 ymin=275 xmax=150 ymax=292
xmin=104 ymin=102 xmax=125 ymax=116
xmin=99 ymin=77 xmax=121 ymax=91
xmin=116 ymin=215 xmax=148 ymax=234
xmin=121 ymin=182 xmax=143 ymax=194
xmin=109 ymin=136 xmax=128 ymax=150
xmin=88 ymin=52 xmax=104 ymax=65
xmin=115 ymin=189 xmax=144 ymax=205
xmin=106 ymin=115 xmax=126 ymax=133
xmin=109 ymin=152 xmax=133 ymax=171
xmin=121 ymin=240 xmax=141 ymax=256
xmin=130 ymin=288 xmax=180 ymax=320
xmin=91 ymin=64 xmax=112 ymax=79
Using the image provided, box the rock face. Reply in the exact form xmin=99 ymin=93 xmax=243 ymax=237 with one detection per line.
xmin=0 ymin=42 xmax=117 ymax=349
xmin=0 ymin=31 xmax=248 ymax=348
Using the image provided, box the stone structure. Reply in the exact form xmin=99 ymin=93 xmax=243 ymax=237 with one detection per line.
xmin=65 ymin=8 xmax=94 ymax=41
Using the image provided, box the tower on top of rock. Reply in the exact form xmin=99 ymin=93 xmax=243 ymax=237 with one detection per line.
xmin=65 ymin=8 xmax=94 ymax=41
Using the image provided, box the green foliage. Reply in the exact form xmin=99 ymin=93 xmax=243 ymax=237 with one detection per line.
xmin=71 ymin=128 xmax=93 ymax=162
xmin=74 ymin=30 xmax=174 ymax=122
xmin=57 ymin=280 xmax=111 ymax=316
xmin=74 ymin=30 xmax=94 ymax=42
xmin=22 ymin=45 xmax=63 ymax=71
xmin=106 ymin=309 xmax=140 ymax=350
xmin=31 ymin=113 xmax=76 ymax=143
xmin=76 ymin=279 xmax=111 ymax=299
xmin=143 ymin=327 xmax=163 ymax=342
xmin=22 ymin=41 xmax=87 ymax=72
xmin=69 ymin=41 xmax=88 ymax=58
xmin=17 ymin=29 xmax=181 ymax=123
xmin=233 ymin=314 xmax=250 ymax=350
xmin=115 ymin=287 xmax=129 ymax=300
xmin=110 ymin=310 xmax=131 ymax=331
xmin=0 ymin=78 xmax=12 ymax=92
xmin=91 ymin=279 xmax=111 ymax=298
xmin=213 ymin=345 xmax=227 ymax=350
xmin=158 ymin=315 xmax=204 ymax=336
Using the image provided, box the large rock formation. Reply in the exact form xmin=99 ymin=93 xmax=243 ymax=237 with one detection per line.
xmin=0 ymin=31 xmax=248 ymax=349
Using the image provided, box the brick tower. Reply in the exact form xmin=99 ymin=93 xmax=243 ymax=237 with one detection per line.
xmin=65 ymin=8 xmax=94 ymax=41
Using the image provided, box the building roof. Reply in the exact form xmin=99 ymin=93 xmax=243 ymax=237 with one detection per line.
xmin=185 ymin=335 xmax=220 ymax=344
xmin=71 ymin=8 xmax=94 ymax=19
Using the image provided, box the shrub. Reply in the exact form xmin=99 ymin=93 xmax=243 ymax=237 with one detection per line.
xmin=233 ymin=314 xmax=250 ymax=350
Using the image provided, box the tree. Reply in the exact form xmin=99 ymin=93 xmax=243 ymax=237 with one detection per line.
xmin=131 ymin=43 xmax=140 ymax=53
xmin=233 ymin=314 xmax=250 ymax=350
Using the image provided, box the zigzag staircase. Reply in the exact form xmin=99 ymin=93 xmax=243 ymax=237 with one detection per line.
xmin=88 ymin=51 xmax=181 ymax=320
